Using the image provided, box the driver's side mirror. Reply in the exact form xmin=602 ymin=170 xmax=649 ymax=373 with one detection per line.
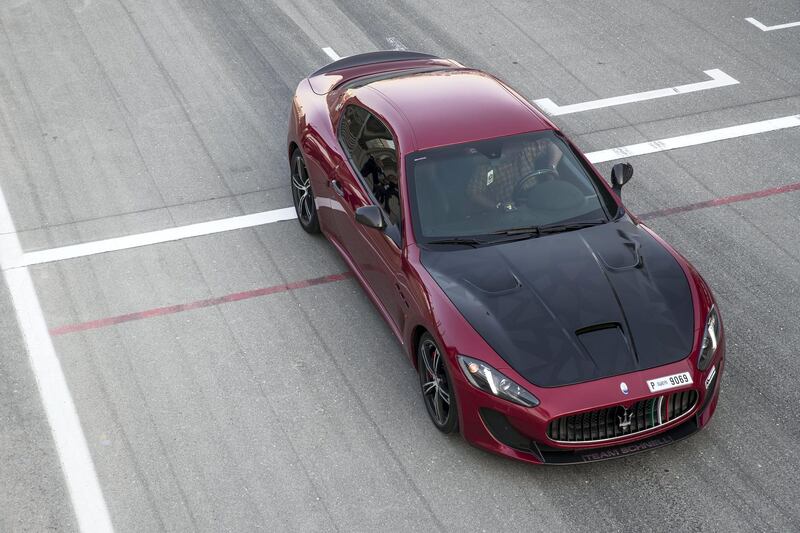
xmin=355 ymin=205 xmax=387 ymax=230
xmin=611 ymin=163 xmax=633 ymax=196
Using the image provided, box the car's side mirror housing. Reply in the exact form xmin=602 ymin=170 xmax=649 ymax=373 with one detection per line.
xmin=355 ymin=205 xmax=387 ymax=230
xmin=611 ymin=163 xmax=634 ymax=195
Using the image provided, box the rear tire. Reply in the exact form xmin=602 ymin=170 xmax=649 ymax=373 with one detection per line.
xmin=290 ymin=148 xmax=320 ymax=234
xmin=417 ymin=333 xmax=459 ymax=434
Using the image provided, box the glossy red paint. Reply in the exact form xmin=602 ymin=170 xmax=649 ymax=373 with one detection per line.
xmin=366 ymin=69 xmax=552 ymax=151
xmin=287 ymin=53 xmax=723 ymax=464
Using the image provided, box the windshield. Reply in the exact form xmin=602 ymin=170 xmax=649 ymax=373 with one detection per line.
xmin=406 ymin=131 xmax=616 ymax=243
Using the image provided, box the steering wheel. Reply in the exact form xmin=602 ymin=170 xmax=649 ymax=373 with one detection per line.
xmin=513 ymin=168 xmax=558 ymax=199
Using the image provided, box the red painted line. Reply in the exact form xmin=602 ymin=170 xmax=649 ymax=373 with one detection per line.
xmin=49 ymin=271 xmax=353 ymax=336
xmin=639 ymin=181 xmax=800 ymax=220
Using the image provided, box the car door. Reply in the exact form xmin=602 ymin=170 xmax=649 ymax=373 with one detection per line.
xmin=324 ymin=105 xmax=369 ymax=247
xmin=333 ymin=104 xmax=407 ymax=334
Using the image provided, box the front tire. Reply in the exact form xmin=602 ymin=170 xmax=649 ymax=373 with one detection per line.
xmin=290 ymin=149 xmax=320 ymax=234
xmin=418 ymin=333 xmax=459 ymax=434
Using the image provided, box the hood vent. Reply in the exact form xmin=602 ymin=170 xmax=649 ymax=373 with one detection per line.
xmin=576 ymin=324 xmax=637 ymax=372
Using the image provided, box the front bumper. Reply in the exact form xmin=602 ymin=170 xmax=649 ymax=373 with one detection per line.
xmin=455 ymin=349 xmax=724 ymax=465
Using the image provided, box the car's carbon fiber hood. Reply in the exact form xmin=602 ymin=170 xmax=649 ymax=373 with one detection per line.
xmin=420 ymin=220 xmax=694 ymax=387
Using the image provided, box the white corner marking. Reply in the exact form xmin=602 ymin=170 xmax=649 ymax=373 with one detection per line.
xmin=533 ymin=69 xmax=739 ymax=116
xmin=745 ymin=17 xmax=800 ymax=31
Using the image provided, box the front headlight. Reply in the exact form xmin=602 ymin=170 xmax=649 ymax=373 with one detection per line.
xmin=457 ymin=356 xmax=539 ymax=407
xmin=697 ymin=306 xmax=720 ymax=371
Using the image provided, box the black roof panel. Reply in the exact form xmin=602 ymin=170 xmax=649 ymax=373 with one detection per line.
xmin=311 ymin=50 xmax=441 ymax=77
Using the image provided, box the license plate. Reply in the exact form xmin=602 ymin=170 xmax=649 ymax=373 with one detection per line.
xmin=647 ymin=371 xmax=693 ymax=393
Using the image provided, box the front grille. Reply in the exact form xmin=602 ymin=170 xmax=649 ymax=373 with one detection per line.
xmin=547 ymin=389 xmax=698 ymax=443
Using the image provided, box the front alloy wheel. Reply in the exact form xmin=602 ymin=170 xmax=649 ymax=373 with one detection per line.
xmin=418 ymin=333 xmax=458 ymax=434
xmin=290 ymin=149 xmax=320 ymax=234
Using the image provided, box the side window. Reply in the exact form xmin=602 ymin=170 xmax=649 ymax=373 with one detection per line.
xmin=338 ymin=105 xmax=369 ymax=165
xmin=338 ymin=105 xmax=402 ymax=227
xmin=360 ymin=115 xmax=401 ymax=226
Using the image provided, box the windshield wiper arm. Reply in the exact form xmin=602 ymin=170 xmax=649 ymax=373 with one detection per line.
xmin=536 ymin=219 xmax=606 ymax=234
xmin=426 ymin=237 xmax=484 ymax=248
xmin=490 ymin=226 xmax=541 ymax=237
xmin=490 ymin=219 xmax=606 ymax=238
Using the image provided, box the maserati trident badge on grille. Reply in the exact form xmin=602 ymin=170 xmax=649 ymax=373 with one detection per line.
xmin=618 ymin=408 xmax=633 ymax=431
xmin=620 ymin=382 xmax=629 ymax=395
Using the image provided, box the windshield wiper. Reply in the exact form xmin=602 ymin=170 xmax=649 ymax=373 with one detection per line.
xmin=536 ymin=219 xmax=606 ymax=234
xmin=490 ymin=226 xmax=540 ymax=237
xmin=491 ymin=219 xmax=606 ymax=238
xmin=426 ymin=237 xmax=484 ymax=248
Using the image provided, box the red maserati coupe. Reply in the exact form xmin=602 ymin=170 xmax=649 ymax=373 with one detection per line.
xmin=286 ymin=51 xmax=724 ymax=464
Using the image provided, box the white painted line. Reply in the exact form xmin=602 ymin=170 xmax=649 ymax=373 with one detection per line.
xmin=386 ymin=37 xmax=407 ymax=51
xmin=585 ymin=114 xmax=800 ymax=163
xmin=533 ymin=69 xmax=739 ymax=116
xmin=9 ymin=207 xmax=297 ymax=268
xmin=745 ymin=17 xmax=800 ymax=31
xmin=322 ymin=46 xmax=341 ymax=61
xmin=0 ymin=187 xmax=114 ymax=532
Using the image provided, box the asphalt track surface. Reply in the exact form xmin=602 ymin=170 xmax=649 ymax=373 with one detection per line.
xmin=1 ymin=1 xmax=799 ymax=531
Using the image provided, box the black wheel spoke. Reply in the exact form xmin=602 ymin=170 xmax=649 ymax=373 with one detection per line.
xmin=438 ymin=387 xmax=450 ymax=405
xmin=422 ymin=345 xmax=436 ymax=377
xmin=300 ymin=192 xmax=311 ymax=220
xmin=420 ymin=338 xmax=452 ymax=428
xmin=289 ymin=151 xmax=319 ymax=234
xmin=299 ymin=160 xmax=310 ymax=187
xmin=433 ymin=389 xmax=444 ymax=423
xmin=292 ymin=174 xmax=307 ymax=192
xmin=291 ymin=156 xmax=315 ymax=224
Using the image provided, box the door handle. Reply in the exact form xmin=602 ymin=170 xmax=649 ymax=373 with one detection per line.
xmin=331 ymin=179 xmax=344 ymax=197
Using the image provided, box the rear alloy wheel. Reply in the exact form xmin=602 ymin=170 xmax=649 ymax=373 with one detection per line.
xmin=290 ymin=149 xmax=320 ymax=234
xmin=418 ymin=333 xmax=458 ymax=434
